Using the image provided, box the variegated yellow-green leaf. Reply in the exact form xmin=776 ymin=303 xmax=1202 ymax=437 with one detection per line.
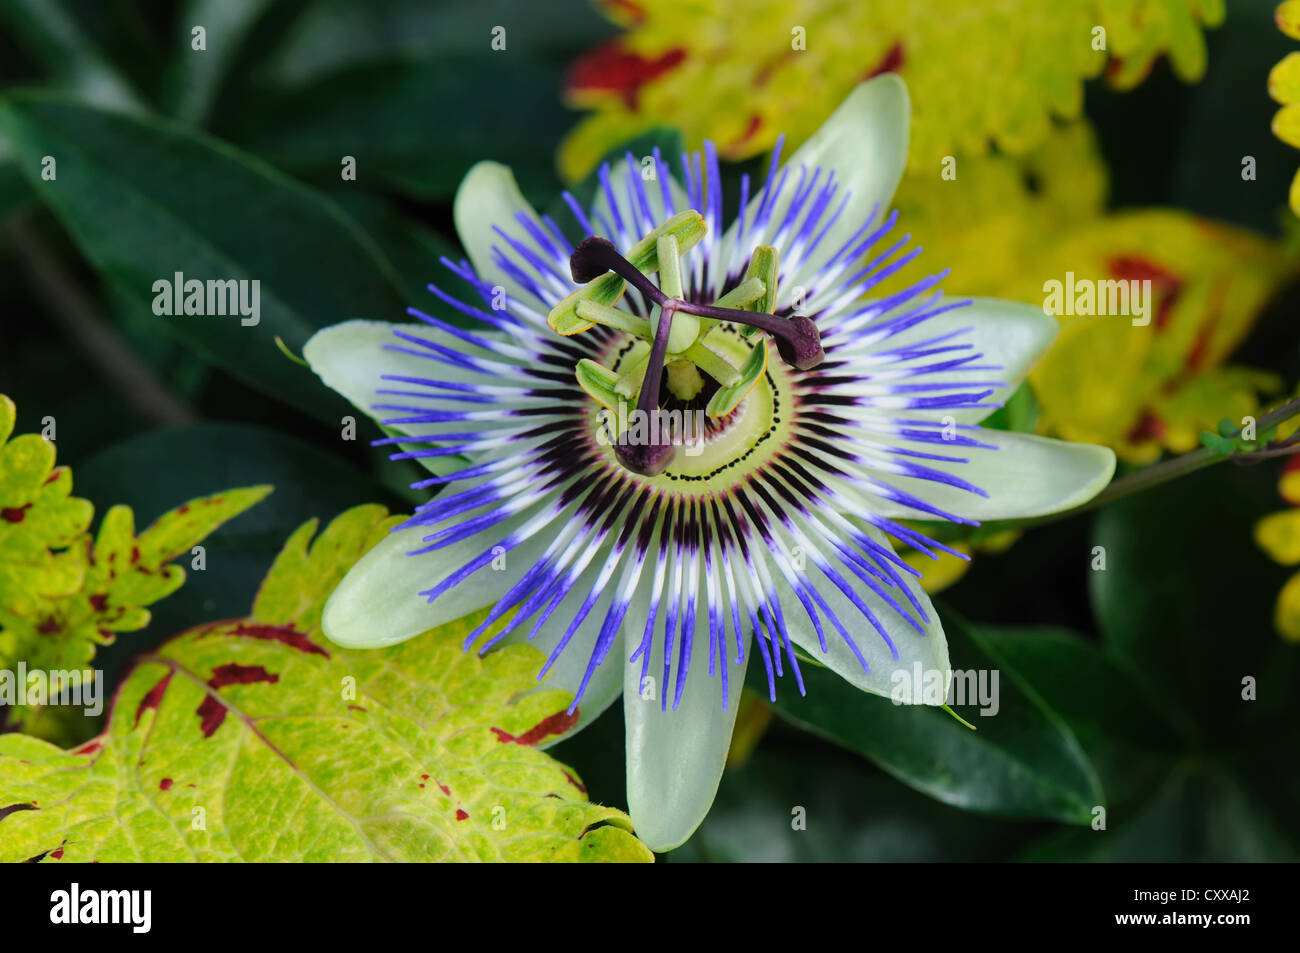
xmin=559 ymin=0 xmax=1225 ymax=181
xmin=875 ymin=126 xmax=1297 ymax=464
xmin=0 ymin=394 xmax=93 ymax=615
xmin=0 ymin=504 xmax=651 ymax=863
xmin=0 ymin=393 xmax=271 ymax=735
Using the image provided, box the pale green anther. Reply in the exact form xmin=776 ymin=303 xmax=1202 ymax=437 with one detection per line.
xmin=713 ymin=276 xmax=767 ymax=311
xmin=657 ymin=234 xmax=684 ymax=300
xmin=547 ymin=210 xmax=707 ymax=336
xmin=575 ymin=358 xmax=622 ymax=412
xmin=660 ymin=303 xmax=700 ymax=356
xmin=576 ymin=299 xmax=651 ymax=337
xmin=740 ymin=245 xmax=780 ymax=339
xmin=656 ymin=232 xmax=698 ymax=355
xmin=615 ymin=342 xmax=650 ymax=399
xmin=682 ymin=341 xmax=741 ymax=387
xmin=706 ymin=338 xmax=769 ymax=418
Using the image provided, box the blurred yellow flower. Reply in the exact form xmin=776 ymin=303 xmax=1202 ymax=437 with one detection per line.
xmin=561 ymin=0 xmax=1225 ymax=182
xmin=1273 ymin=0 xmax=1300 ymax=213
xmin=875 ymin=122 xmax=1295 ymax=464
xmin=1255 ymin=446 xmax=1300 ymax=640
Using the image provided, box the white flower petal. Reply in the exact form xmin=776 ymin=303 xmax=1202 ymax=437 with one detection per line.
xmin=766 ymin=524 xmax=949 ymax=701
xmin=304 ymin=319 xmax=491 ymax=476
xmin=322 ymin=515 xmax=550 ymax=649
xmin=453 ymin=161 xmax=547 ymax=305
xmin=621 ymin=561 xmax=749 ymax=852
xmin=874 ymin=431 xmax=1116 ymax=521
xmin=853 ymin=297 xmax=1058 ymax=425
xmin=730 ymin=74 xmax=910 ymax=285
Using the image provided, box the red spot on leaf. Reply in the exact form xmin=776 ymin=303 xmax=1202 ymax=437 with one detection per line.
xmin=177 ymin=504 xmax=190 ymax=514
xmin=227 ymin=622 xmax=329 ymax=657
xmin=721 ymin=114 xmax=764 ymax=158
xmin=1126 ymin=409 xmax=1166 ymax=444
xmin=438 ymin=783 xmax=451 ymax=797
xmin=195 ymin=664 xmax=279 ymax=738
xmin=456 ymin=809 xmax=469 ymax=821
xmin=43 ymin=470 xmax=62 ymax=485
xmin=135 ymin=672 xmax=173 ymax=726
xmin=36 ymin=617 xmax=59 ymax=634
xmin=565 ymin=42 xmax=686 ymax=109
xmin=159 ymin=778 xmax=173 ymax=791
xmin=866 ymin=41 xmax=905 ymax=78
xmin=347 ymin=704 xmax=366 ymax=713
xmin=209 ymin=663 xmax=279 ymax=689
xmin=1107 ymin=255 xmax=1183 ymax=331
xmin=195 ymin=697 xmax=226 ymax=737
xmin=50 ymin=847 xmax=64 ymax=860
xmin=72 ymin=739 xmax=102 ymax=756
xmin=89 ymin=593 xmax=108 ymax=613
xmin=1 ymin=503 xmax=31 ymax=523
xmin=491 ymin=708 xmax=579 ymax=746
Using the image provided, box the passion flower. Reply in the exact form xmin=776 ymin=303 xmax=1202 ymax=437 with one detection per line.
xmin=304 ymin=76 xmax=1115 ymax=851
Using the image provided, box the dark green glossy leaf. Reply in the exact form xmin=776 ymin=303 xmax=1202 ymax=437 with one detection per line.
xmin=231 ymin=55 xmax=570 ymax=202
xmin=258 ymin=0 xmax=611 ymax=87
xmin=970 ymin=625 xmax=1186 ymax=803
xmin=1017 ymin=762 xmax=1297 ymax=861
xmin=0 ymin=0 xmax=147 ymax=112
xmin=755 ymin=609 xmax=1104 ymax=823
xmin=164 ymin=0 xmax=273 ymax=124
xmin=0 ymin=94 xmax=408 ymax=421
xmin=1090 ymin=462 xmax=1291 ymax=737
xmin=671 ymin=733 xmax=1033 ymax=862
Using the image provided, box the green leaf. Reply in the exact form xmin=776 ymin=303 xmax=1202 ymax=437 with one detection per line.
xmin=1199 ymin=430 xmax=1237 ymax=455
xmin=258 ymin=0 xmax=612 ymax=87
xmin=1017 ymin=763 xmax=1297 ymax=861
xmin=323 ymin=188 xmax=479 ymax=316
xmin=164 ymin=0 xmax=273 ymax=125
xmin=671 ymin=737 xmax=1033 ymax=862
xmin=754 ymin=608 xmax=1104 ymax=823
xmin=0 ymin=504 xmax=651 ymax=862
xmin=967 ymin=625 xmax=1187 ymax=803
xmin=0 ymin=94 xmax=409 ymax=422
xmin=0 ymin=394 xmax=270 ymax=734
xmin=0 ymin=0 xmax=147 ymax=113
xmin=1090 ymin=462 xmax=1290 ymax=733
xmin=0 ymin=394 xmax=93 ymax=614
xmin=230 ymin=55 xmax=570 ymax=202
